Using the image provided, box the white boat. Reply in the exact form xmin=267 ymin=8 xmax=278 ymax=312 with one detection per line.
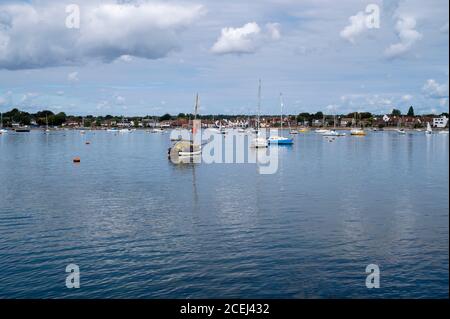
xmin=152 ymin=128 xmax=164 ymax=133
xmin=250 ymin=80 xmax=268 ymax=148
xmin=322 ymin=130 xmax=346 ymax=137
xmin=107 ymin=128 xmax=118 ymax=132
xmin=396 ymin=129 xmax=406 ymax=135
xmin=290 ymin=130 xmax=298 ymax=135
xmin=439 ymin=130 xmax=449 ymax=134
xmin=315 ymin=129 xmax=329 ymax=134
xmin=425 ymin=122 xmax=433 ymax=135
xmin=119 ymin=128 xmax=132 ymax=133
xmin=44 ymin=114 xmax=50 ymax=132
xmin=238 ymin=128 xmax=246 ymax=133
xmin=179 ymin=150 xmax=202 ymax=156
xmin=322 ymin=114 xmax=346 ymax=137
xmin=350 ymin=128 xmax=366 ymax=136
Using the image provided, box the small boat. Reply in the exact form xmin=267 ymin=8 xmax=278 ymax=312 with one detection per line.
xmin=439 ymin=130 xmax=449 ymax=134
xmin=322 ymin=130 xmax=346 ymax=137
xmin=152 ymin=128 xmax=164 ymax=133
xmin=298 ymin=128 xmax=309 ymax=133
xmin=268 ymin=135 xmax=294 ymax=144
xmin=44 ymin=115 xmax=50 ymax=133
xmin=179 ymin=150 xmax=202 ymax=156
xmin=290 ymin=130 xmax=298 ymax=135
xmin=250 ymin=80 xmax=268 ymax=148
xmin=15 ymin=127 xmax=31 ymax=133
xmin=323 ymin=114 xmax=346 ymax=137
xmin=168 ymin=94 xmax=203 ymax=159
xmin=396 ymin=129 xmax=406 ymax=135
xmin=107 ymin=128 xmax=118 ymax=132
xmin=425 ymin=122 xmax=433 ymax=135
xmin=238 ymin=128 xmax=246 ymax=133
xmin=350 ymin=128 xmax=366 ymax=136
xmin=315 ymin=129 xmax=328 ymax=134
xmin=119 ymin=128 xmax=132 ymax=133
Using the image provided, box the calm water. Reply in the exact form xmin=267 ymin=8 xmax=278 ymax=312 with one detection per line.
xmin=0 ymin=130 xmax=448 ymax=299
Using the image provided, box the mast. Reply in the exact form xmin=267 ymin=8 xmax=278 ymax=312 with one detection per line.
xmin=280 ymin=93 xmax=283 ymax=132
xmin=257 ymin=79 xmax=261 ymax=133
xmin=194 ymin=93 xmax=199 ymax=122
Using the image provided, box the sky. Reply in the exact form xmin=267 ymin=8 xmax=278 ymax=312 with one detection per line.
xmin=0 ymin=0 xmax=448 ymax=116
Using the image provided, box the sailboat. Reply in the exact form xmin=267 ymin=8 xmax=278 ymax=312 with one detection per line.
xmin=44 ymin=114 xmax=50 ymax=133
xmin=350 ymin=112 xmax=366 ymax=136
xmin=169 ymin=94 xmax=202 ymax=158
xmin=395 ymin=117 xmax=406 ymax=135
xmin=250 ymin=80 xmax=268 ymax=148
xmin=425 ymin=122 xmax=433 ymax=135
xmin=268 ymin=93 xmax=293 ymax=145
xmin=323 ymin=114 xmax=346 ymax=136
xmin=0 ymin=113 xmax=7 ymax=134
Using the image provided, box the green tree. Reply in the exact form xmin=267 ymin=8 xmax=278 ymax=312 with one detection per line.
xmin=314 ymin=111 xmax=324 ymax=119
xmin=407 ymin=106 xmax=414 ymax=117
xmin=391 ymin=109 xmax=402 ymax=116
xmin=160 ymin=113 xmax=172 ymax=121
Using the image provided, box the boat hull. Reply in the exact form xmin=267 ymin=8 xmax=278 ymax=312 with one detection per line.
xmin=268 ymin=138 xmax=293 ymax=145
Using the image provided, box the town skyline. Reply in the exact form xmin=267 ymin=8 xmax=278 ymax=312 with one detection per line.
xmin=0 ymin=0 xmax=449 ymax=116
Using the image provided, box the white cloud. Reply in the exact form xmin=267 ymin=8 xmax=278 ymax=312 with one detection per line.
xmin=384 ymin=16 xmax=422 ymax=58
xmin=340 ymin=11 xmax=368 ymax=43
xmin=211 ymin=22 xmax=280 ymax=55
xmin=116 ymin=95 xmax=126 ymax=105
xmin=422 ymin=79 xmax=449 ymax=99
xmin=0 ymin=1 xmax=204 ymax=70
xmin=117 ymin=55 xmax=133 ymax=63
xmin=402 ymin=94 xmax=413 ymax=101
xmin=68 ymin=72 xmax=79 ymax=83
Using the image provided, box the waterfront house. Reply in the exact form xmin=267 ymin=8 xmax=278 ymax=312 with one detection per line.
xmin=433 ymin=116 xmax=449 ymax=128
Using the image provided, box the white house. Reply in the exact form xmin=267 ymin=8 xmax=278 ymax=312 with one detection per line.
xmin=383 ymin=114 xmax=390 ymax=122
xmin=433 ymin=116 xmax=448 ymax=128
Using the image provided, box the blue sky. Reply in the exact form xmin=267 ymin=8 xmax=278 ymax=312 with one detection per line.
xmin=0 ymin=0 xmax=448 ymax=116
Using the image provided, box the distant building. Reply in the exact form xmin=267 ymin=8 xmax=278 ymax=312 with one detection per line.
xmin=340 ymin=118 xmax=352 ymax=127
xmin=312 ymin=119 xmax=323 ymax=127
xmin=433 ymin=116 xmax=448 ymax=128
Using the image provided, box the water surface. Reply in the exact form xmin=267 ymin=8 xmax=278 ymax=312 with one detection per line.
xmin=0 ymin=130 xmax=448 ymax=298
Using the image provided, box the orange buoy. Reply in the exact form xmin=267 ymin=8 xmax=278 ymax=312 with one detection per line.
xmin=73 ymin=157 xmax=81 ymax=163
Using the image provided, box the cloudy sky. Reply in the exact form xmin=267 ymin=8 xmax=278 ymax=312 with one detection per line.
xmin=0 ymin=0 xmax=448 ymax=116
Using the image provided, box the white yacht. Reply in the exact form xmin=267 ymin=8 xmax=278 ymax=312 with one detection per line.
xmin=250 ymin=80 xmax=268 ymax=148
xmin=425 ymin=122 xmax=433 ymax=135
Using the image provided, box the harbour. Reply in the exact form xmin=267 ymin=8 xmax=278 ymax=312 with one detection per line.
xmin=0 ymin=129 xmax=448 ymax=298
